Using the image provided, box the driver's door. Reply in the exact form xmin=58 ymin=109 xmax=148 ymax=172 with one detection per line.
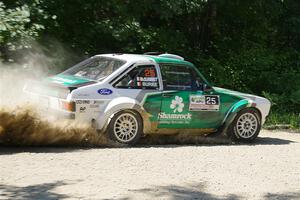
xmin=158 ymin=64 xmax=222 ymax=129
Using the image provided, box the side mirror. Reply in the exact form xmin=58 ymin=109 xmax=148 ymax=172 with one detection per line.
xmin=203 ymin=84 xmax=213 ymax=92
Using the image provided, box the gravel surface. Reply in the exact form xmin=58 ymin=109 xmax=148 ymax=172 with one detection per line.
xmin=0 ymin=130 xmax=300 ymax=200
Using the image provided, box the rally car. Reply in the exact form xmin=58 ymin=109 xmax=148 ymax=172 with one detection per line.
xmin=24 ymin=53 xmax=271 ymax=145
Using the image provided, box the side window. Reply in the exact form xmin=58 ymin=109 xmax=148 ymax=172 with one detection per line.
xmin=114 ymin=65 xmax=159 ymax=90
xmin=160 ymin=64 xmax=192 ymax=90
xmin=160 ymin=64 xmax=204 ymax=91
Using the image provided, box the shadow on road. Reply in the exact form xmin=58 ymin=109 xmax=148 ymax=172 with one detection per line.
xmin=254 ymin=136 xmax=295 ymax=145
xmin=115 ymin=183 xmax=242 ymax=200
xmin=116 ymin=183 xmax=300 ymax=200
xmin=136 ymin=134 xmax=295 ymax=147
xmin=0 ymin=181 xmax=79 ymax=200
xmin=0 ymin=134 xmax=296 ymax=155
xmin=0 ymin=181 xmax=298 ymax=200
xmin=264 ymin=192 xmax=300 ymax=200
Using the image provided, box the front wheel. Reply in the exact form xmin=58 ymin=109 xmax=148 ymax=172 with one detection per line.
xmin=229 ymin=108 xmax=261 ymax=142
xmin=107 ymin=110 xmax=143 ymax=145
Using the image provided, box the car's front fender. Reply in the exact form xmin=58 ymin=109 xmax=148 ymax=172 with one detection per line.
xmin=220 ymin=99 xmax=254 ymax=135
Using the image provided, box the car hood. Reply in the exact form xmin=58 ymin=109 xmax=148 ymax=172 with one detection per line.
xmin=213 ymin=87 xmax=264 ymax=101
xmin=213 ymin=86 xmax=271 ymax=120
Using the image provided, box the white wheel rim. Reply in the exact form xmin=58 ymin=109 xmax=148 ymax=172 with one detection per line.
xmin=236 ymin=113 xmax=258 ymax=139
xmin=113 ymin=113 xmax=138 ymax=142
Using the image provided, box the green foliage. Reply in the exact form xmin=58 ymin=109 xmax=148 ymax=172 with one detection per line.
xmin=0 ymin=1 xmax=45 ymax=60
xmin=0 ymin=0 xmax=300 ymax=127
xmin=265 ymin=112 xmax=300 ymax=129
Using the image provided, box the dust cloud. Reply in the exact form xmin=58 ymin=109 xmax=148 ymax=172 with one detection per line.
xmin=0 ymin=45 xmax=114 ymax=147
xmin=0 ymin=107 xmax=113 ymax=147
xmin=0 ymin=67 xmax=115 ymax=147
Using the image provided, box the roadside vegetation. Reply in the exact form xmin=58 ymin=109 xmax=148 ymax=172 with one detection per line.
xmin=0 ymin=0 xmax=299 ymax=129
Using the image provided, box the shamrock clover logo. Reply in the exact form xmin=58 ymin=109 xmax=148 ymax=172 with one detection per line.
xmin=170 ymin=96 xmax=184 ymax=113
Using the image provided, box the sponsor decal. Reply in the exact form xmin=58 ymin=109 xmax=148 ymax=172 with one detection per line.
xmin=138 ymin=81 xmax=158 ymax=87
xmin=75 ymin=100 xmax=103 ymax=108
xmin=170 ymin=96 xmax=184 ymax=113
xmin=158 ymin=112 xmax=192 ymax=124
xmin=158 ymin=112 xmax=192 ymax=119
xmin=158 ymin=96 xmax=192 ymax=124
xmin=79 ymin=106 xmax=86 ymax=113
xmin=189 ymin=95 xmax=220 ymax=111
xmin=137 ymin=77 xmax=158 ymax=82
xmin=136 ymin=68 xmax=158 ymax=88
xmin=98 ymin=88 xmax=113 ymax=95
xmin=136 ymin=77 xmax=158 ymax=88
xmin=76 ymin=100 xmax=90 ymax=104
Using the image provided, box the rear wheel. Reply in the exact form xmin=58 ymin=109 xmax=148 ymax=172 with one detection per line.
xmin=229 ymin=108 xmax=261 ymax=142
xmin=107 ymin=110 xmax=143 ymax=145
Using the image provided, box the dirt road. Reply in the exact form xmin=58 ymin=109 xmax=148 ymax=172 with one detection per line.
xmin=0 ymin=130 xmax=299 ymax=200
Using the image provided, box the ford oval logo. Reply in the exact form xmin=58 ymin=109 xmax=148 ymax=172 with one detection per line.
xmin=97 ymin=88 xmax=113 ymax=95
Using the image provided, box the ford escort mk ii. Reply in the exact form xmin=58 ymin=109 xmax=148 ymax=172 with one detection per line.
xmin=24 ymin=53 xmax=271 ymax=145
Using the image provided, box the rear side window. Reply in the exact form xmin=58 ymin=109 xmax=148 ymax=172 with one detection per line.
xmin=160 ymin=64 xmax=194 ymax=90
xmin=114 ymin=65 xmax=159 ymax=90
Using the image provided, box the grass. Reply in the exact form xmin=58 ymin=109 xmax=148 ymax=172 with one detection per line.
xmin=264 ymin=111 xmax=300 ymax=130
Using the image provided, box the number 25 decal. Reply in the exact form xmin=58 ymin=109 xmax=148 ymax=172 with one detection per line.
xmin=144 ymin=69 xmax=156 ymax=77
xmin=205 ymin=96 xmax=219 ymax=105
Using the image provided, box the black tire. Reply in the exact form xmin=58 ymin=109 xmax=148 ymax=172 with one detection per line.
xmin=107 ymin=110 xmax=143 ymax=145
xmin=228 ymin=108 xmax=261 ymax=142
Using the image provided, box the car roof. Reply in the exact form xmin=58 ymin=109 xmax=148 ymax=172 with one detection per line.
xmin=95 ymin=53 xmax=194 ymax=66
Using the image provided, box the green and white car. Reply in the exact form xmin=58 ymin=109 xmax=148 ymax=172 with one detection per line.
xmin=24 ymin=53 xmax=271 ymax=145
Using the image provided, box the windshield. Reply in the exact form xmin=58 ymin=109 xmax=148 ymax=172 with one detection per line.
xmin=62 ymin=57 xmax=126 ymax=81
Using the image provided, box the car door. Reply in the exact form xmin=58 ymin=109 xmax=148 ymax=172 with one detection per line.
xmin=158 ymin=63 xmax=223 ymax=129
xmin=113 ymin=64 xmax=163 ymax=131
